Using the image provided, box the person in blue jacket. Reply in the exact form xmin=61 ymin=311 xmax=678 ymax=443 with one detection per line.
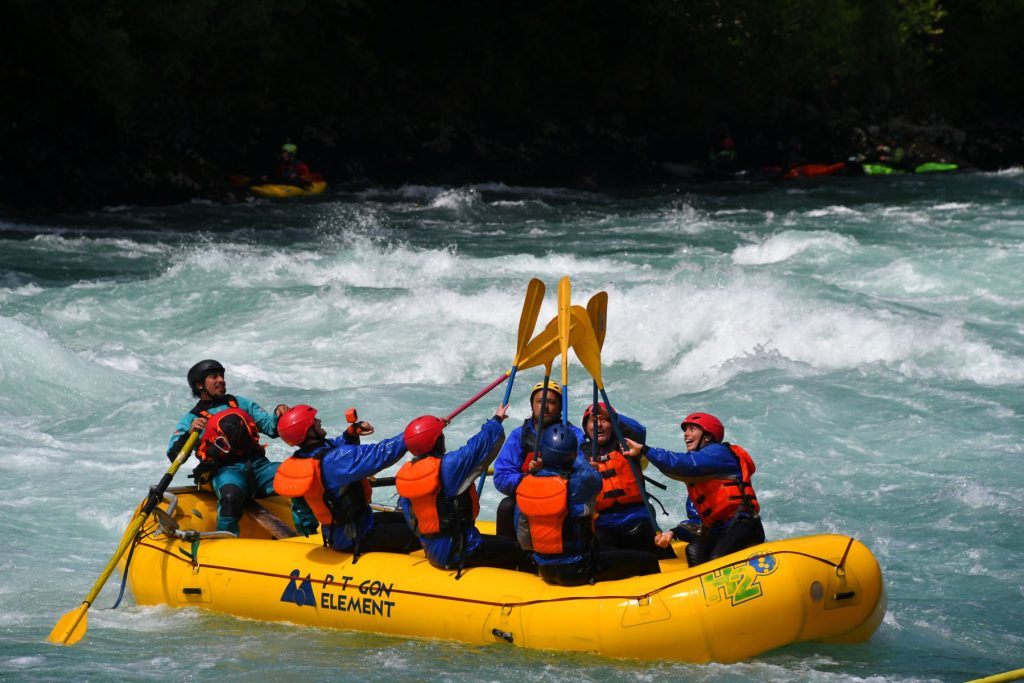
xmin=492 ymin=381 xmax=585 ymax=537
xmin=625 ymin=412 xmax=764 ymax=567
xmin=273 ymin=404 xmax=417 ymax=558
xmin=167 ymin=359 xmax=291 ymax=535
xmin=516 ymin=425 xmax=661 ymax=586
xmin=396 ymin=404 xmax=533 ymax=577
xmin=579 ymin=402 xmax=671 ymax=558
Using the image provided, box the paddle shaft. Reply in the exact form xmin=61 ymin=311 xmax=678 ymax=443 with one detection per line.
xmin=48 ymin=431 xmax=198 ymax=645
xmin=89 ymin=431 xmax=198 ymax=605
xmin=446 ymin=372 xmax=509 ymax=422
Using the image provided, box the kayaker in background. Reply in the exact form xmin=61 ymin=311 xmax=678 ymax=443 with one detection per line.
xmin=708 ymin=133 xmax=737 ymax=168
xmin=516 ymin=425 xmax=661 ymax=586
xmin=625 ymin=412 xmax=765 ymax=567
xmin=254 ymin=142 xmax=313 ymax=187
xmin=273 ymin=404 xmax=417 ymax=559
xmin=580 ymin=402 xmax=672 ymax=558
xmin=492 ymin=381 xmax=585 ymax=538
xmin=167 ymin=359 xmax=294 ymax=535
xmin=396 ymin=405 xmax=534 ymax=577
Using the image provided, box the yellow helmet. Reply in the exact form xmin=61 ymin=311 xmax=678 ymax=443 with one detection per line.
xmin=530 ymin=381 xmax=562 ymax=398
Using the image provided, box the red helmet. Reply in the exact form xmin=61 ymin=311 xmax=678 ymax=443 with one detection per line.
xmin=404 ymin=415 xmax=445 ymax=456
xmin=680 ymin=412 xmax=724 ymax=443
xmin=278 ymin=405 xmax=318 ymax=447
xmin=581 ymin=402 xmax=609 ymax=427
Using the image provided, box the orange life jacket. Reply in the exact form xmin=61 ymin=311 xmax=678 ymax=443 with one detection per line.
xmin=395 ymin=455 xmax=479 ymax=538
xmin=196 ymin=403 xmax=262 ymax=464
xmin=517 ymin=474 xmax=590 ymax=555
xmin=686 ymin=444 xmax=760 ymax=528
xmin=589 ymin=449 xmax=644 ymax=511
xmin=273 ymin=455 xmax=372 ymax=527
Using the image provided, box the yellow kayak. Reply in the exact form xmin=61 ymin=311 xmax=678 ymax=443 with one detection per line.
xmin=120 ymin=488 xmax=885 ymax=663
xmin=250 ymin=180 xmax=327 ymax=198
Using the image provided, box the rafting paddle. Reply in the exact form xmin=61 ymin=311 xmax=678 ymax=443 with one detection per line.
xmin=47 ymin=431 xmax=200 ymax=646
xmin=474 ymin=279 xmax=545 ymax=493
xmin=557 ymin=277 xmax=572 ymax=425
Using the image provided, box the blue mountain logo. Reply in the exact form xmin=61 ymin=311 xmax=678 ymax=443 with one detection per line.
xmin=280 ymin=569 xmax=317 ymax=607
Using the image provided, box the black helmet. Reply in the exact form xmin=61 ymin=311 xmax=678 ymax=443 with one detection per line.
xmin=539 ymin=424 xmax=578 ymax=470
xmin=187 ymin=359 xmax=225 ymax=397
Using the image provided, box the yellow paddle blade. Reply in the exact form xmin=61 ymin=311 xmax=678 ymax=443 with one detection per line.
xmin=517 ymin=317 xmax=560 ymax=370
xmin=47 ymin=604 xmax=88 ymax=646
xmin=570 ymin=306 xmax=604 ymax=389
xmin=586 ymin=291 xmax=608 ymax=350
xmin=513 ymin=278 xmax=545 ymax=364
xmin=557 ymin=277 xmax=571 ymax=387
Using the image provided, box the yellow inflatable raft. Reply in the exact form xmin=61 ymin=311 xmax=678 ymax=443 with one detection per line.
xmin=249 ymin=180 xmax=327 ymax=198
xmin=120 ymin=487 xmax=885 ymax=663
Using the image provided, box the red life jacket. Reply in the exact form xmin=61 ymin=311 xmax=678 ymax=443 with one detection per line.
xmin=196 ymin=403 xmax=262 ymax=464
xmin=516 ymin=473 xmax=592 ymax=556
xmin=686 ymin=444 xmax=760 ymax=528
xmin=273 ymin=455 xmax=372 ymax=527
xmin=395 ymin=455 xmax=479 ymax=538
xmin=589 ymin=449 xmax=644 ymax=511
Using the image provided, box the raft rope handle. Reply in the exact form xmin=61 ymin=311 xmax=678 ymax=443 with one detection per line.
xmin=134 ymin=537 xmax=857 ymax=611
xmin=835 ymin=537 xmax=854 ymax=577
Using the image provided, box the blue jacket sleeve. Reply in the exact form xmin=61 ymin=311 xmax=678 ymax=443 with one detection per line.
xmin=234 ymin=395 xmax=279 ymax=438
xmin=493 ymin=426 xmax=526 ymax=496
xmin=645 ymin=442 xmax=740 ymax=478
xmin=320 ymin=433 xmax=408 ymax=491
xmin=614 ymin=413 xmax=646 ymax=444
xmin=442 ymin=418 xmax=505 ymax=494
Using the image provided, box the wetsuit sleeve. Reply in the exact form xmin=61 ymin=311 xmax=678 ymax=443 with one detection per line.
xmin=645 ymin=442 xmax=739 ymax=478
xmin=167 ymin=411 xmax=197 ymax=460
xmin=235 ymin=395 xmax=279 ymax=438
xmin=320 ymin=433 xmax=408 ymax=491
xmin=442 ymin=418 xmax=505 ymax=494
xmin=492 ymin=426 xmax=525 ymax=496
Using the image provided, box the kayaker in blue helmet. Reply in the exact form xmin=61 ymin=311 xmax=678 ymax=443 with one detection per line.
xmin=491 ymin=381 xmax=585 ymax=538
xmin=396 ymin=404 xmax=534 ymax=577
xmin=625 ymin=412 xmax=764 ymax=567
xmin=166 ymin=359 xmax=293 ymax=535
xmin=516 ymin=425 xmax=661 ymax=586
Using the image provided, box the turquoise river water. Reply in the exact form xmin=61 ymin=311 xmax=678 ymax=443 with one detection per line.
xmin=1 ymin=171 xmax=1023 ymax=681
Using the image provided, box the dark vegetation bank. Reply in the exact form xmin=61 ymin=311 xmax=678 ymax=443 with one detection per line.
xmin=2 ymin=0 xmax=1023 ymax=208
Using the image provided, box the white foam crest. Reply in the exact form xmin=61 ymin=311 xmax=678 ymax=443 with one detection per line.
xmin=731 ymin=230 xmax=857 ymax=265
xmin=428 ymin=187 xmax=483 ymax=211
xmin=804 ymin=205 xmax=861 ymax=218
xmin=990 ymin=166 xmax=1024 ymax=176
xmin=30 ymin=233 xmax=170 ymax=256
xmin=604 ymin=274 xmax=1024 ymax=393
xmin=0 ymin=283 xmax=44 ymax=302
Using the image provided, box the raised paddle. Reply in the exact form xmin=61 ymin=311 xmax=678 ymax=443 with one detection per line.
xmin=577 ymin=298 xmax=664 ymax=515
xmin=499 ymin=278 xmax=545 ymax=409
xmin=47 ymin=431 xmax=200 ymax=646
xmin=557 ymin=277 xmax=572 ymax=425
xmin=474 ymin=279 xmax=545 ymax=493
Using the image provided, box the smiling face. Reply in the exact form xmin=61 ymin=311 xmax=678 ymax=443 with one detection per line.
xmin=682 ymin=423 xmax=709 ymax=452
xmin=584 ymin=408 xmax=614 ymax=446
xmin=199 ymin=371 xmax=226 ymax=400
